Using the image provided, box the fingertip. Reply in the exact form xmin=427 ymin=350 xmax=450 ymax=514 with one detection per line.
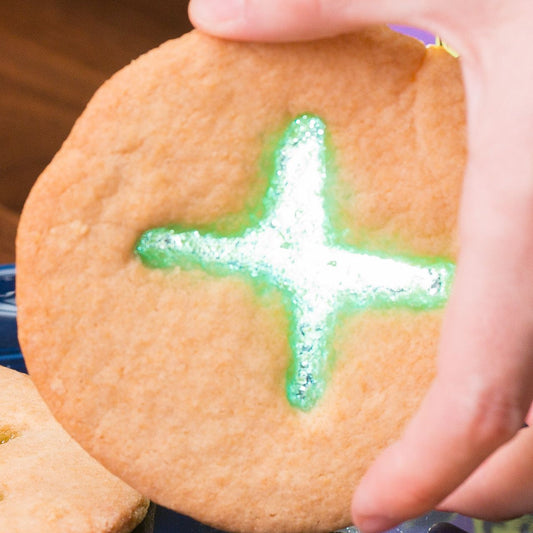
xmin=351 ymin=456 xmax=421 ymax=533
xmin=188 ymin=0 xmax=368 ymax=42
xmin=351 ymin=443 xmax=415 ymax=533
xmin=352 ymin=514 xmax=398 ymax=533
xmin=352 ymin=497 xmax=399 ymax=533
xmin=188 ymin=0 xmax=245 ymax=37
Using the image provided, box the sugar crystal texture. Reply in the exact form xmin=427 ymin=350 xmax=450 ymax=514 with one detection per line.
xmin=136 ymin=115 xmax=455 ymax=410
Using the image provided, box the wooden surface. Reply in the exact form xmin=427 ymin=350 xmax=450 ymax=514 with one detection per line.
xmin=0 ymin=0 xmax=192 ymax=263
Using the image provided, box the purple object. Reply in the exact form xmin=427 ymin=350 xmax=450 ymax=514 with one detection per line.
xmin=390 ymin=25 xmax=435 ymax=45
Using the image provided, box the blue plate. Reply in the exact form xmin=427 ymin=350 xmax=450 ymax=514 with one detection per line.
xmin=0 ymin=264 xmax=25 ymax=372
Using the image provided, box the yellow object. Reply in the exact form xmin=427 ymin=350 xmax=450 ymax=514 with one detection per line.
xmin=435 ymin=36 xmax=459 ymax=57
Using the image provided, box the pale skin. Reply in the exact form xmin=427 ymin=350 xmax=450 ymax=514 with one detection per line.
xmin=187 ymin=1 xmax=533 ymax=532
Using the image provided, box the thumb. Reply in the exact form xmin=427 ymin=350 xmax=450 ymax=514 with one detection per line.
xmin=188 ymin=0 xmax=438 ymax=41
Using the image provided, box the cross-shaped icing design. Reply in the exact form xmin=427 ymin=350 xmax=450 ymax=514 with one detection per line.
xmin=135 ymin=115 xmax=455 ymax=411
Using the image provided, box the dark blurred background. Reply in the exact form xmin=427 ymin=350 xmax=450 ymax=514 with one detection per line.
xmin=0 ymin=0 xmax=192 ymax=262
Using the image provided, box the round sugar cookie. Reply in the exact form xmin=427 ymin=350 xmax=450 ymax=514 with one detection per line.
xmin=0 ymin=366 xmax=149 ymax=532
xmin=16 ymin=27 xmax=466 ymax=533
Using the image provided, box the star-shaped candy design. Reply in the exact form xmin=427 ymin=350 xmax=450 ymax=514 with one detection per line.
xmin=135 ymin=115 xmax=455 ymax=411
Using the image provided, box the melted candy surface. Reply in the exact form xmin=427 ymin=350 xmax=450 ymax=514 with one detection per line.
xmin=136 ymin=115 xmax=455 ymax=411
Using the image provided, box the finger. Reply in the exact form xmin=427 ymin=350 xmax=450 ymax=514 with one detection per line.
xmin=438 ymin=427 xmax=533 ymax=521
xmin=188 ymin=0 xmax=452 ymax=42
xmin=351 ymin=351 xmax=530 ymax=533
xmin=352 ymin=115 xmax=533 ymax=533
xmin=352 ymin=35 xmax=533 ymax=531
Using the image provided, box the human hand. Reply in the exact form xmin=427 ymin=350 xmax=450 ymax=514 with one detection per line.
xmin=188 ymin=1 xmax=533 ymax=531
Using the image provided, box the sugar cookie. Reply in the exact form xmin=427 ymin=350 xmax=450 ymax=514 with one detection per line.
xmin=0 ymin=366 xmax=148 ymax=532
xmin=17 ymin=27 xmax=465 ymax=532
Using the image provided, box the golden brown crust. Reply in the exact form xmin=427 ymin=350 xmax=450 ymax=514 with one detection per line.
xmin=0 ymin=366 xmax=148 ymax=532
xmin=16 ymin=27 xmax=465 ymax=532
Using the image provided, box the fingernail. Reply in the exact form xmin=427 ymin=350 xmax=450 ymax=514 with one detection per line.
xmin=189 ymin=0 xmax=244 ymax=25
